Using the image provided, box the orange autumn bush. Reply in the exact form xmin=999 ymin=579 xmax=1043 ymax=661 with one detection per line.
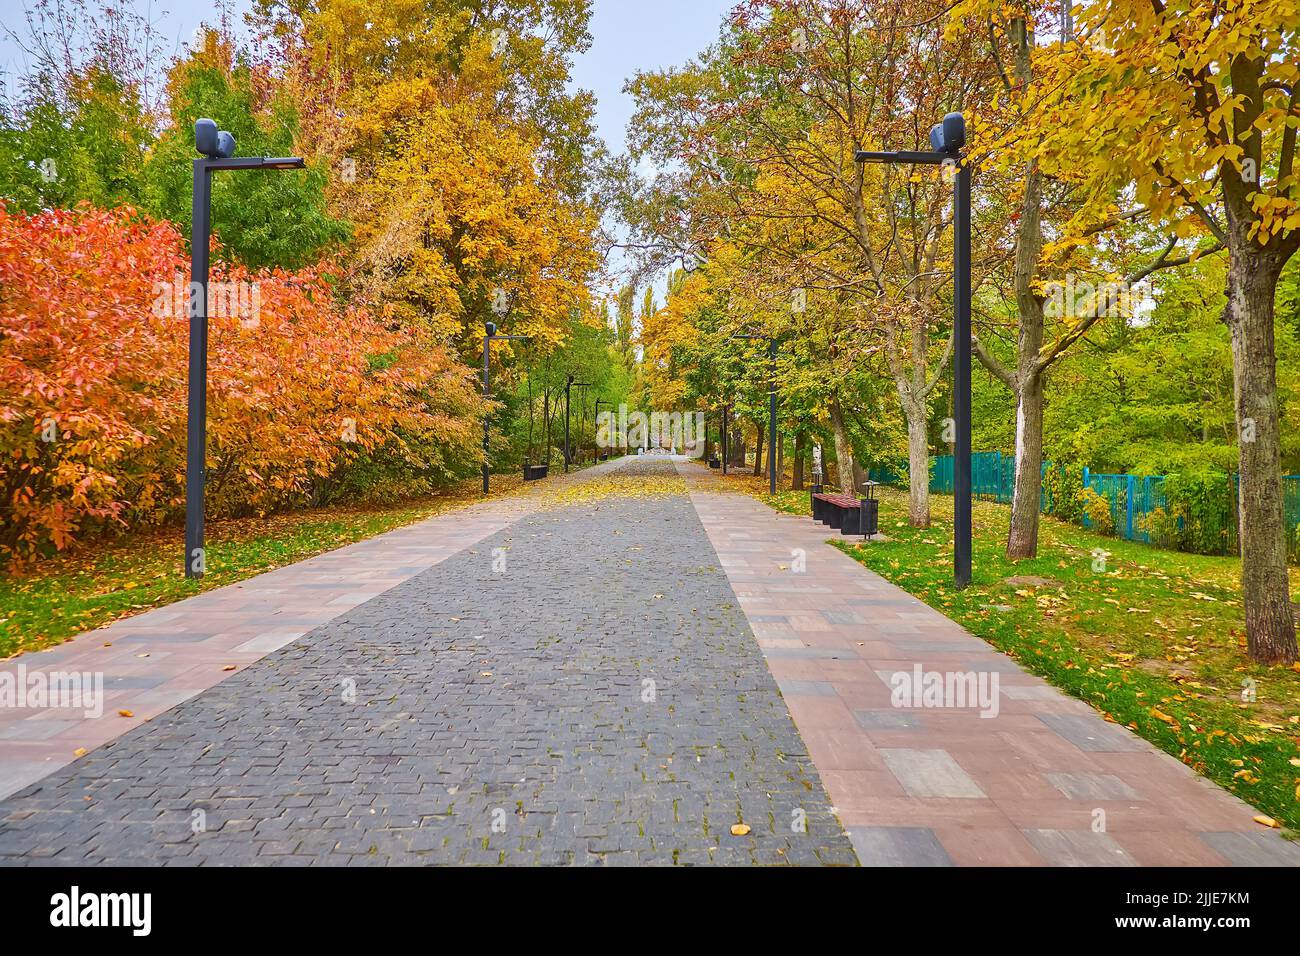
xmin=0 ymin=202 xmax=481 ymax=565
xmin=0 ymin=203 xmax=185 ymax=560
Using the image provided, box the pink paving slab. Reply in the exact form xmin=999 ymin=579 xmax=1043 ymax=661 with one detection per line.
xmin=677 ymin=461 xmax=1300 ymax=867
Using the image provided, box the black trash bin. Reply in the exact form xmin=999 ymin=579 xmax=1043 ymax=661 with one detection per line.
xmin=859 ymin=480 xmax=879 ymax=538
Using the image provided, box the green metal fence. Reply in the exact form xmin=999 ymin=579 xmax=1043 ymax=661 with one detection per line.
xmin=927 ymin=452 xmax=1300 ymax=559
xmin=929 ymin=451 xmax=1048 ymax=508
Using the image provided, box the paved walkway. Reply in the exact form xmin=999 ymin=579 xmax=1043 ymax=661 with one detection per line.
xmin=1 ymin=455 xmax=1297 ymax=866
xmin=679 ymin=462 xmax=1300 ymax=866
xmin=0 ymin=459 xmax=851 ymax=865
xmin=0 ymin=484 xmax=539 ymax=802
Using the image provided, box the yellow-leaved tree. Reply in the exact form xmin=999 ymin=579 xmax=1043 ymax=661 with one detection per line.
xmin=1028 ymin=0 xmax=1299 ymax=663
xmin=255 ymin=0 xmax=600 ymax=354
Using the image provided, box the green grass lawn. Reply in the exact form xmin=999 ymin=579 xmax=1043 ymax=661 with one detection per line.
xmin=730 ymin=472 xmax=1300 ymax=831
xmin=0 ymin=472 xmax=530 ymax=660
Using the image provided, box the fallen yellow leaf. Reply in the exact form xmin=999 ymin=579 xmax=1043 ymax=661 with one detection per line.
xmin=73 ymin=748 xmax=87 ymax=758
xmin=1150 ymin=707 xmax=1178 ymax=726
xmin=117 ymin=710 xmax=134 ymax=718
xmin=730 ymin=823 xmax=751 ymax=836
xmin=1253 ymin=815 xmax=1280 ymax=828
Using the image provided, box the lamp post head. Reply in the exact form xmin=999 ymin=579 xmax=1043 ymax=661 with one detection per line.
xmin=485 ymin=321 xmax=497 ymax=337
xmin=855 ymin=112 xmax=965 ymax=165
xmin=195 ymin=119 xmax=236 ymax=159
xmin=195 ymin=119 xmax=218 ymax=156
xmin=928 ymin=112 xmax=966 ymax=154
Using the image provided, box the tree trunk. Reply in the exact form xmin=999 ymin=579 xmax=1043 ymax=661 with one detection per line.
xmin=847 ymin=461 xmax=864 ymax=494
xmin=792 ymin=432 xmax=806 ymax=491
xmin=1004 ymin=138 xmax=1047 ymax=555
xmin=1006 ymin=372 xmax=1045 ymax=558
xmin=904 ymin=405 xmax=930 ymax=528
xmin=752 ymin=423 xmax=764 ymax=476
xmin=828 ymin=396 xmax=855 ymax=493
xmin=1226 ymin=251 xmax=1298 ymax=663
xmin=1000 ymin=21 xmax=1051 ymax=560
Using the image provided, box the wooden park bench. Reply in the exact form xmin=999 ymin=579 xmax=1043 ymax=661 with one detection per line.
xmin=811 ymin=490 xmax=878 ymax=537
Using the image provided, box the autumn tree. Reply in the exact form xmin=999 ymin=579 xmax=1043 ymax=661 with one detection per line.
xmin=0 ymin=202 xmax=481 ymax=563
xmin=947 ymin=1 xmax=1221 ymax=562
xmin=140 ymin=29 xmax=349 ymax=269
xmin=265 ymin=0 xmax=600 ymax=363
xmin=0 ymin=0 xmax=162 ymax=213
xmin=1025 ymin=0 xmax=1299 ymax=662
xmin=625 ymin=0 xmax=993 ymax=521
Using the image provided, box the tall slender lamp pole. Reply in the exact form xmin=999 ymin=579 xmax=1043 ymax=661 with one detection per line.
xmin=732 ymin=333 xmax=778 ymax=495
xmin=953 ymin=154 xmax=973 ymax=589
xmin=482 ymin=319 xmax=529 ymax=494
xmin=768 ymin=338 xmax=777 ymax=495
xmin=721 ymin=403 xmax=729 ymax=475
xmin=856 ymin=111 xmax=971 ymax=588
xmin=564 ymin=375 xmax=590 ymax=473
xmin=594 ymin=399 xmax=612 ymax=459
xmin=185 ymin=119 xmax=304 ymax=579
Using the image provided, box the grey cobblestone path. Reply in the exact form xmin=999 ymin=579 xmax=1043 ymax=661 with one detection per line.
xmin=0 ymin=460 xmax=855 ymax=866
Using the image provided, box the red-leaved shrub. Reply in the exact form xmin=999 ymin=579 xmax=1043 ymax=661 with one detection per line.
xmin=0 ymin=202 xmax=480 ymax=564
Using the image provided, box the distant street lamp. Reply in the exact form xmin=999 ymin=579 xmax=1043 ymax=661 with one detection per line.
xmin=721 ymin=403 xmax=730 ymax=475
xmin=573 ymin=381 xmax=592 ymax=465
xmin=482 ymin=319 xmax=529 ymax=494
xmin=564 ymin=375 xmax=591 ymax=472
xmin=184 ymin=119 xmax=305 ymax=579
xmin=856 ymin=111 xmax=971 ymax=588
xmin=732 ymin=333 xmax=778 ymax=495
xmin=594 ymin=399 xmax=612 ymax=459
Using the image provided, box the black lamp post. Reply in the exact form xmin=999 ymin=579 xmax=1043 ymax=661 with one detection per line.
xmin=855 ymin=111 xmax=971 ymax=589
xmin=721 ymin=403 xmax=729 ymax=475
xmin=594 ymin=399 xmax=612 ymax=459
xmin=564 ymin=375 xmax=590 ymax=472
xmin=184 ymin=119 xmax=304 ymax=579
xmin=573 ymin=381 xmax=591 ymax=466
xmin=482 ymin=319 xmax=529 ymax=494
xmin=732 ymin=334 xmax=778 ymax=495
